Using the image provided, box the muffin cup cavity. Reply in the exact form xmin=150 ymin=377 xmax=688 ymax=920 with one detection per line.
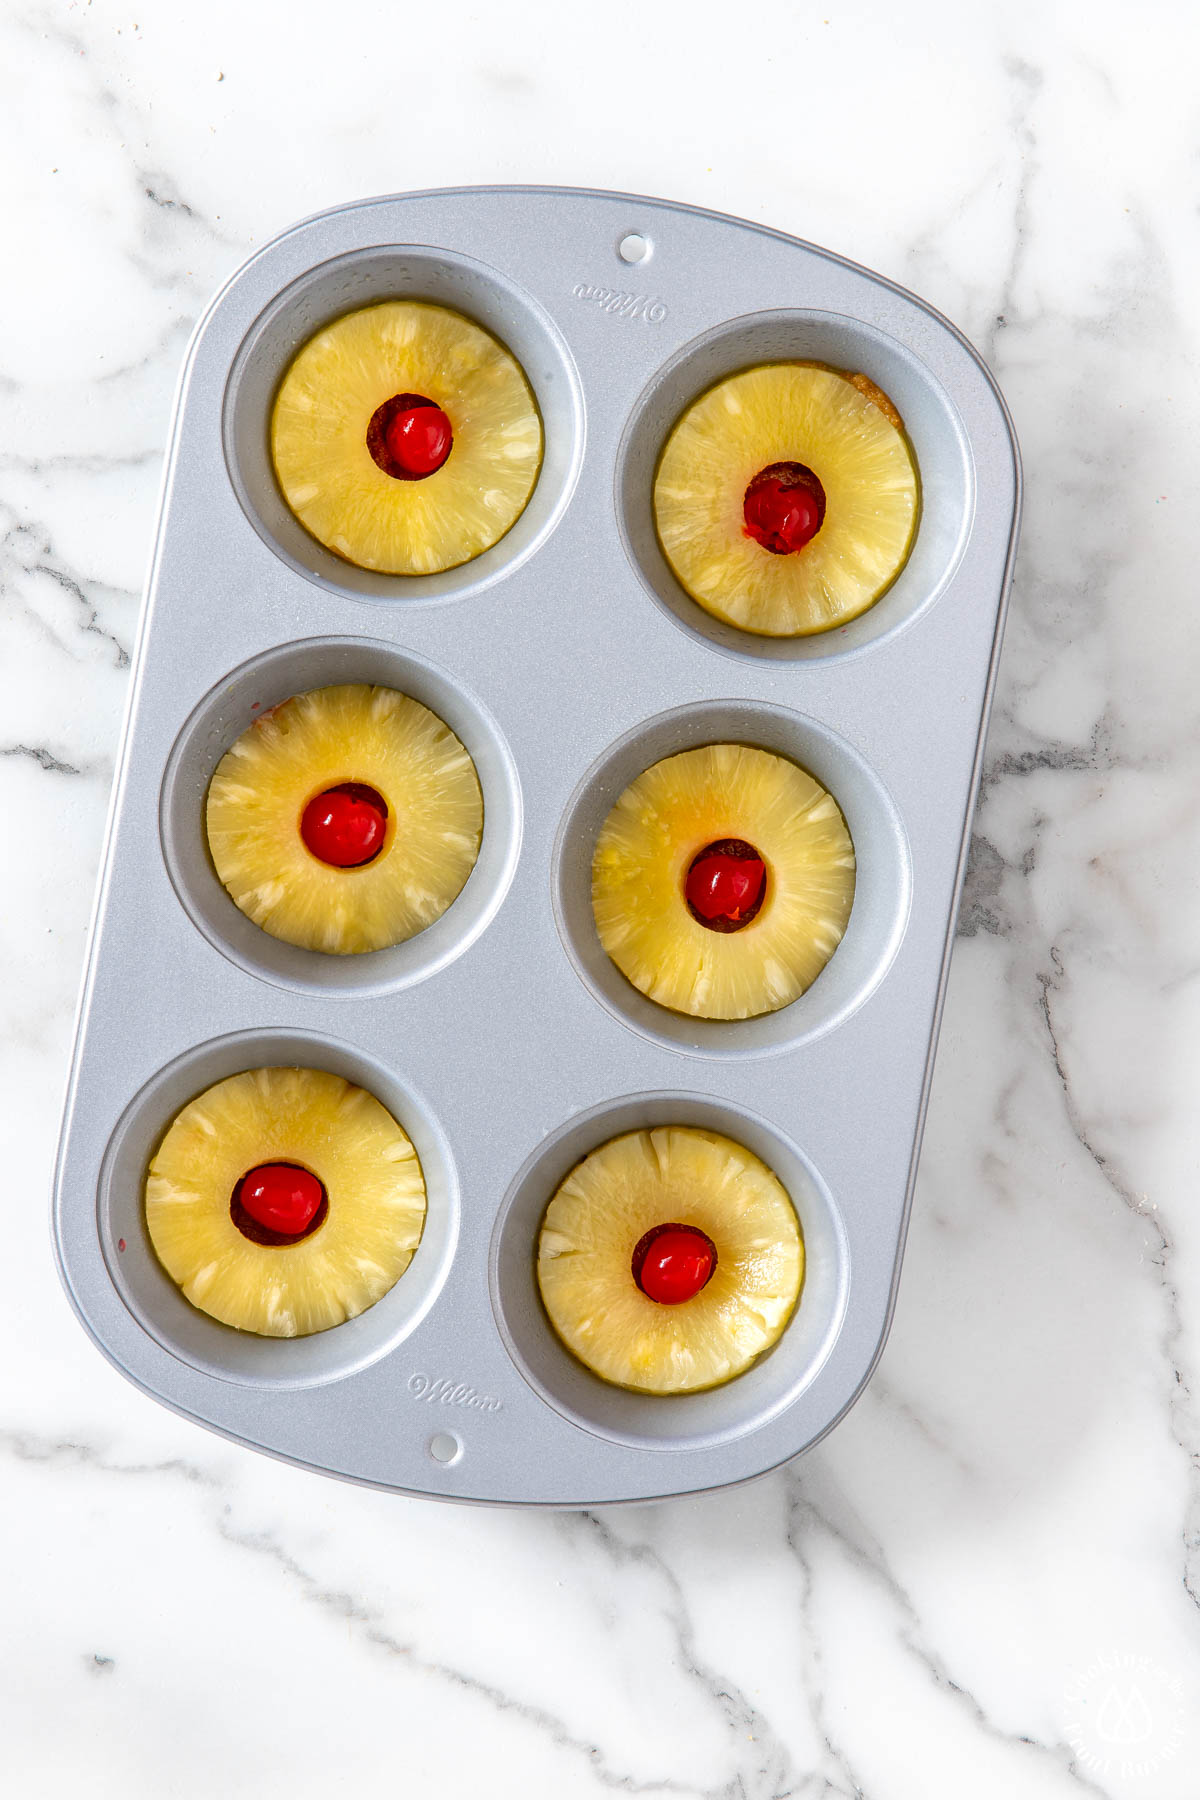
xmin=489 ymin=1093 xmax=849 ymax=1451
xmin=99 ymin=1030 xmax=458 ymax=1389
xmin=223 ymin=245 xmax=584 ymax=602
xmin=616 ymin=308 xmax=974 ymax=663
xmin=552 ymin=701 xmax=911 ymax=1057
xmin=160 ymin=638 xmax=521 ymax=997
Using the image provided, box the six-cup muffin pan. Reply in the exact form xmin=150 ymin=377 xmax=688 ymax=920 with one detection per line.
xmin=51 ymin=187 xmax=1020 ymax=1505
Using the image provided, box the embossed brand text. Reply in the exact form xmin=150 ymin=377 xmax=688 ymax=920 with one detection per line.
xmin=571 ymin=283 xmax=667 ymax=323
xmin=408 ymin=1372 xmax=502 ymax=1412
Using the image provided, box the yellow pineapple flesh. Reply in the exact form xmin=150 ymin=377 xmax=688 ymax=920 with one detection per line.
xmin=206 ymin=684 xmax=483 ymax=955
xmin=271 ymin=300 xmax=543 ymax=575
xmin=537 ymin=1126 xmax=803 ymax=1394
xmin=654 ymin=362 xmax=919 ymax=635
xmin=592 ymin=743 xmax=855 ymax=1019
xmin=146 ymin=1068 xmax=426 ymax=1338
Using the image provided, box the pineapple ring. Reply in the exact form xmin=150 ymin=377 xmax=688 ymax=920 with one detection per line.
xmin=271 ymin=300 xmax=543 ymax=575
xmin=592 ymin=743 xmax=855 ymax=1020
xmin=537 ymin=1126 xmax=803 ymax=1394
xmin=206 ymin=684 xmax=483 ymax=956
xmin=654 ymin=362 xmax=919 ymax=636
xmin=146 ymin=1068 xmax=427 ymax=1338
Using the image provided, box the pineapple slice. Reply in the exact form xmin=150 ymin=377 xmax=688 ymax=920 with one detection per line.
xmin=537 ymin=1126 xmax=803 ymax=1393
xmin=592 ymin=743 xmax=855 ymax=1020
xmin=206 ymin=684 xmax=483 ymax=956
xmin=146 ymin=1067 xmax=426 ymax=1338
xmin=271 ymin=300 xmax=543 ymax=575
xmin=654 ymin=362 xmax=919 ymax=636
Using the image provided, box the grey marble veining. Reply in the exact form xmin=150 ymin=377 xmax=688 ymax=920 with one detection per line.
xmin=3 ymin=2 xmax=1198 ymax=1794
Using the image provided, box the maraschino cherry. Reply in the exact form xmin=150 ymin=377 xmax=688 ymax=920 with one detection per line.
xmin=743 ymin=461 xmax=826 ymax=555
xmin=685 ymin=839 xmax=766 ymax=932
xmin=367 ymin=392 xmax=453 ymax=480
xmin=300 ymin=783 xmax=388 ymax=868
xmin=632 ymin=1223 xmax=717 ymax=1305
xmin=232 ymin=1163 xmax=327 ymax=1246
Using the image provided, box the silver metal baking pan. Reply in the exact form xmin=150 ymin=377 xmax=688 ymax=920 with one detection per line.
xmin=51 ymin=186 xmax=1020 ymax=1505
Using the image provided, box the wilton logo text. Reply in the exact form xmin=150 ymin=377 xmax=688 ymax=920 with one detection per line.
xmin=571 ymin=283 xmax=667 ymax=323
xmin=407 ymin=1373 xmax=502 ymax=1412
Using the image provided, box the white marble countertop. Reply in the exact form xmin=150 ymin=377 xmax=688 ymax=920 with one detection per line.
xmin=5 ymin=1 xmax=1198 ymax=1793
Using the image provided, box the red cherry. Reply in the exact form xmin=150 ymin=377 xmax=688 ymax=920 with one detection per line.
xmin=232 ymin=1163 xmax=327 ymax=1244
xmin=743 ymin=462 xmax=826 ymax=554
xmin=685 ymin=841 xmax=766 ymax=931
xmin=384 ymin=401 xmax=453 ymax=477
xmin=632 ymin=1224 xmax=717 ymax=1305
xmin=366 ymin=393 xmax=454 ymax=480
xmin=300 ymin=783 xmax=387 ymax=868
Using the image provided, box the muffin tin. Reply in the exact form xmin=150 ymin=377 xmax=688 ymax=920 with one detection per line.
xmin=51 ymin=187 xmax=1020 ymax=1504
